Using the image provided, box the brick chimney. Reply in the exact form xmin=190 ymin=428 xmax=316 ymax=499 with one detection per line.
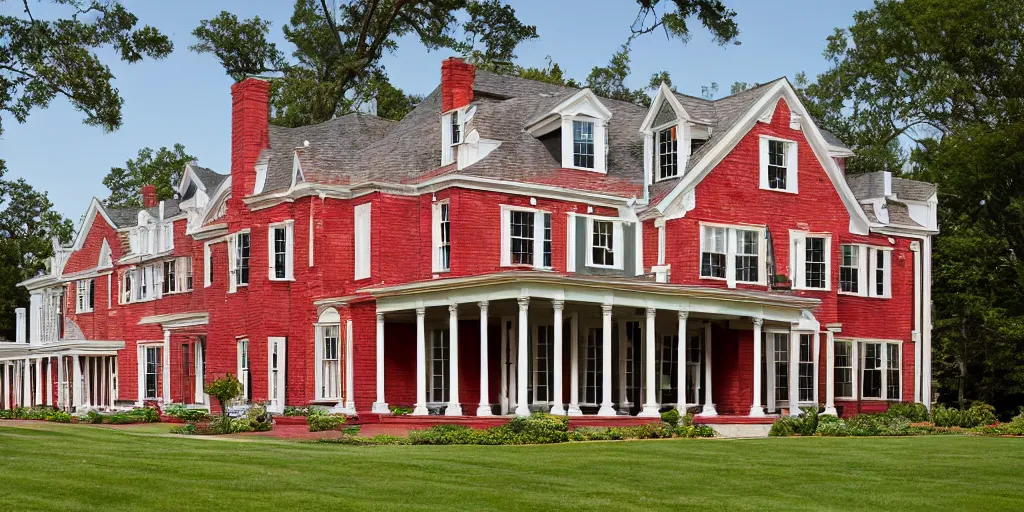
xmin=231 ymin=78 xmax=271 ymax=202
xmin=141 ymin=184 xmax=158 ymax=208
xmin=441 ymin=57 xmax=475 ymax=112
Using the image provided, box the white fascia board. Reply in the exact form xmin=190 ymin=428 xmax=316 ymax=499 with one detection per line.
xmin=70 ymin=198 xmax=117 ymax=252
xmin=654 ymin=80 xmax=873 ymax=235
xmin=639 ymin=83 xmax=689 ymax=134
xmin=291 ymin=151 xmax=305 ymax=190
xmin=177 ymin=163 xmax=207 ymax=197
xmin=525 ymin=88 xmax=613 ymax=135
xmin=197 ymin=176 xmax=232 ymax=227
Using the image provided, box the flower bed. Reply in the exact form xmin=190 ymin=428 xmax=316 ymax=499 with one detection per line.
xmin=769 ymin=402 xmax=1010 ymax=437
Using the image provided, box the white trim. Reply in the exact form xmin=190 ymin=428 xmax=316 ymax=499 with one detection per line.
xmin=499 ymin=205 xmax=551 ymax=270
xmin=789 ymin=230 xmax=832 ymax=291
xmin=584 ymin=215 xmax=624 ymax=270
xmin=758 ymin=135 xmax=799 ymax=194
xmin=203 ymin=242 xmax=213 ymax=288
xmin=267 ymin=337 xmax=287 ymax=414
xmin=698 ymin=222 xmax=768 ymax=287
xmin=354 ymin=202 xmax=372 ymax=280
xmin=431 ymin=200 xmax=451 ymax=273
xmin=268 ymin=220 xmax=295 ymax=281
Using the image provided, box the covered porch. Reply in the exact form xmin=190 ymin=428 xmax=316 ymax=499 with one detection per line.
xmin=353 ymin=273 xmax=823 ymax=419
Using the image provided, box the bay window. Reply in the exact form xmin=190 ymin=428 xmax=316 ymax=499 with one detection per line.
xmin=501 ymin=206 xmax=552 ymax=269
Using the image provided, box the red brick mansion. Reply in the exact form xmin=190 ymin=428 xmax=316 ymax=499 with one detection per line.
xmin=0 ymin=58 xmax=937 ymax=425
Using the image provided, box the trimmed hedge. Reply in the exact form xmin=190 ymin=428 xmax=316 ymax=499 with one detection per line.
xmin=307 ymin=409 xmax=347 ymax=432
xmin=771 ymin=401 xmax=1001 ymax=437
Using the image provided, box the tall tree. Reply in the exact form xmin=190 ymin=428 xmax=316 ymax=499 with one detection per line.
xmin=0 ymin=0 xmax=173 ymax=137
xmin=102 ymin=144 xmax=195 ymax=209
xmin=800 ymin=0 xmax=1024 ymax=413
xmin=0 ymin=169 xmax=74 ymax=340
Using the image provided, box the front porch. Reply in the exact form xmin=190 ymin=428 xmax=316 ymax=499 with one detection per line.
xmin=343 ymin=272 xmax=827 ymax=420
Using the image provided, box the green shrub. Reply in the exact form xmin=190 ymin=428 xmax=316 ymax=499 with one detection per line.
xmin=886 ymin=402 xmax=929 ymax=422
xmin=769 ymin=417 xmax=797 ymax=437
xmin=163 ymin=404 xmax=211 ymax=423
xmin=815 ymin=416 xmax=849 ymax=436
xmin=0 ymin=409 xmax=13 ymax=419
xmin=846 ymin=414 xmax=883 ymax=436
xmin=390 ymin=406 xmax=413 ymax=416
xmin=85 ymin=411 xmax=104 ymax=424
xmin=978 ymin=412 xmax=1024 ymax=436
xmin=486 ymin=414 xmax=569 ymax=445
xmin=46 ymin=411 xmax=72 ymax=423
xmin=769 ymin=407 xmax=819 ymax=437
xmin=933 ymin=402 xmax=997 ymax=428
xmin=318 ymin=434 xmax=412 ymax=446
xmin=660 ymin=409 xmax=681 ymax=427
xmin=229 ymin=404 xmax=273 ymax=433
xmin=307 ymin=410 xmax=346 ymax=432
xmin=283 ymin=406 xmax=311 ymax=417
xmin=409 ymin=425 xmax=486 ymax=445
xmin=205 ymin=374 xmax=243 ymax=417
xmin=127 ymin=407 xmax=160 ymax=423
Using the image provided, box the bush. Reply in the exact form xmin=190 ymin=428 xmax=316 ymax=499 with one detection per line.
xmin=886 ymin=402 xmax=929 ymax=422
xmin=163 ymin=404 xmax=211 ymax=423
xmin=85 ymin=411 xmax=105 ymax=424
xmin=318 ymin=434 xmax=412 ymax=446
xmin=815 ymin=416 xmax=848 ymax=436
xmin=127 ymin=407 xmax=160 ymax=423
xmin=660 ymin=409 xmax=680 ymax=427
xmin=409 ymin=425 xmax=486 ymax=445
xmin=307 ymin=410 xmax=346 ymax=432
xmin=978 ymin=412 xmax=1024 ymax=436
xmin=769 ymin=417 xmax=797 ymax=437
xmin=205 ymin=374 xmax=243 ymax=417
xmin=486 ymin=414 xmax=569 ymax=445
xmin=769 ymin=407 xmax=819 ymax=437
xmin=283 ymin=406 xmax=311 ymax=417
xmin=47 ymin=411 xmax=73 ymax=423
xmin=390 ymin=406 xmax=413 ymax=416
xmin=231 ymin=404 xmax=273 ymax=433
xmin=932 ymin=402 xmax=997 ymax=428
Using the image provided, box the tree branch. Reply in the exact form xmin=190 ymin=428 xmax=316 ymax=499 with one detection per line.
xmin=319 ymin=0 xmax=346 ymax=56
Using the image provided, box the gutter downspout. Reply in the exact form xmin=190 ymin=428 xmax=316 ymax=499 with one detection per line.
xmin=910 ymin=241 xmax=922 ymax=405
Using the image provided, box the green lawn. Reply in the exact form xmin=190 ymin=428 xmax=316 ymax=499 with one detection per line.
xmin=0 ymin=422 xmax=1021 ymax=511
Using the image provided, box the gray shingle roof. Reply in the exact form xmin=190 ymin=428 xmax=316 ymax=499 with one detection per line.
xmin=104 ymin=198 xmax=183 ymax=228
xmin=846 ymin=172 xmax=937 ymax=202
xmin=190 ymin=164 xmax=228 ymax=191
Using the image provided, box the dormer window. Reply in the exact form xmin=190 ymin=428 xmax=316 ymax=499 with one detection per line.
xmin=441 ymin=108 xmax=465 ymax=166
xmin=658 ymin=126 xmax=678 ymax=179
xmin=572 ymin=120 xmax=595 ymax=169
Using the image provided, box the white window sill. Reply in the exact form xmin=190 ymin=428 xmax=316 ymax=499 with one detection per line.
xmin=269 ymin=277 xmax=296 ymax=282
xmin=563 ymin=164 xmax=606 ymax=173
xmin=792 ymin=285 xmax=831 ymax=292
xmin=699 ymin=274 xmax=727 ymax=282
xmin=586 ymin=263 xmax=622 ymax=271
xmin=759 ymin=185 xmax=798 ymax=195
xmin=838 ymin=290 xmax=866 ymax=297
xmin=432 ymin=268 xmax=451 ymax=275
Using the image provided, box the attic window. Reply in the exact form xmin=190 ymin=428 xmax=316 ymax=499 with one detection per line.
xmin=572 ymin=120 xmax=595 ymax=169
xmin=759 ymin=136 xmax=799 ymax=193
xmin=441 ymin=108 xmax=465 ymax=167
xmin=658 ymin=126 xmax=678 ymax=179
xmin=451 ymin=110 xmax=461 ymax=145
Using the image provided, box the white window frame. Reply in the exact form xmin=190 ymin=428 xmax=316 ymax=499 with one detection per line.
xmin=315 ymin=323 xmax=342 ymax=401
xmin=797 ymin=333 xmax=815 ymax=403
xmin=532 ymin=324 xmax=555 ymax=404
xmin=852 ymin=339 xmax=902 ymax=401
xmin=427 ymin=328 xmax=450 ymax=404
xmin=790 ymin=231 xmax=832 ymax=291
xmin=759 ymin=135 xmax=799 ymax=193
xmin=560 ymin=115 xmax=607 ymax=173
xmin=838 ymin=244 xmax=865 ymax=296
xmin=75 ymin=279 xmax=94 ymax=314
xmin=354 ymin=203 xmax=371 ymax=280
xmin=499 ymin=205 xmax=552 ymax=269
xmin=833 ymin=339 xmax=855 ymax=400
xmin=655 ymin=123 xmax=680 ymax=181
xmin=138 ymin=343 xmax=162 ymax=401
xmin=699 ymin=222 xmax=768 ymax=287
xmin=584 ymin=216 xmax=623 ymax=270
xmin=203 ymin=242 xmax=213 ymax=288
xmin=432 ymin=200 xmax=451 ymax=273
xmin=237 ymin=338 xmax=250 ymax=402
xmin=162 ymin=259 xmax=177 ymax=295
xmin=869 ymin=247 xmax=893 ymax=299
xmin=228 ymin=230 xmax=251 ymax=292
xmin=268 ymin=220 xmax=295 ymax=281
xmin=441 ymin=108 xmax=465 ymax=167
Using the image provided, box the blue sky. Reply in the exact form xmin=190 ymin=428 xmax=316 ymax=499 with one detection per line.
xmin=0 ymin=0 xmax=873 ymax=219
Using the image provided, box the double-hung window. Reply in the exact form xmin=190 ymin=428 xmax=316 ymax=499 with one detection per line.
xmin=850 ymin=339 xmax=902 ymax=401
xmin=590 ymin=220 xmax=615 ymax=267
xmin=760 ymin=136 xmax=798 ymax=193
xmin=700 ymin=226 xmax=727 ymax=279
xmin=838 ymin=244 xmax=891 ymax=298
xmin=269 ymin=221 xmax=294 ymax=280
xmin=76 ymin=279 xmax=94 ymax=313
xmin=501 ymin=206 xmax=552 ymax=269
xmin=441 ymin=108 xmax=464 ymax=166
xmin=432 ymin=201 xmax=451 ymax=272
xmin=791 ymin=232 xmax=831 ymax=290
xmin=658 ymin=126 xmax=678 ymax=179
xmin=144 ymin=346 xmax=161 ymax=400
xmin=162 ymin=260 xmax=177 ymax=294
xmin=184 ymin=257 xmax=193 ymax=291
xmin=228 ymin=231 xmax=250 ymax=291
xmin=798 ymin=334 xmax=815 ymax=402
xmin=533 ymin=325 xmax=555 ymax=403
xmin=572 ymin=120 xmax=595 ymax=169
xmin=319 ymin=325 xmax=341 ymax=400
xmin=121 ymin=271 xmax=133 ymax=304
xmin=701 ymin=224 xmax=766 ymax=286
xmin=834 ymin=339 xmax=854 ymax=399
xmin=237 ymin=339 xmax=251 ymax=401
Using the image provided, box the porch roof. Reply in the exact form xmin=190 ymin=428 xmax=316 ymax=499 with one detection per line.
xmin=352 ymin=272 xmax=820 ymax=325
xmin=137 ymin=312 xmax=209 ymax=329
xmin=0 ymin=340 xmax=124 ymax=360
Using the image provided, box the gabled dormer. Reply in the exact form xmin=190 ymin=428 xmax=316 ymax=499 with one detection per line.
xmin=525 ymin=89 xmax=613 ymax=173
xmin=640 ymin=83 xmax=713 ymax=189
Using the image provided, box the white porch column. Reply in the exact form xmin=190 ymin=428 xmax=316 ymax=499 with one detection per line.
xmin=515 ymin=297 xmax=530 ymax=417
xmin=598 ymin=304 xmax=616 ymax=417
xmin=15 ymin=308 xmax=26 ymax=344
xmin=22 ymin=358 xmax=32 ymax=406
xmin=550 ymin=300 xmax=565 ymax=415
xmin=617 ymin=320 xmax=627 ymax=412
xmin=56 ymin=357 xmax=64 ymax=410
xmin=789 ymin=327 xmax=801 ymax=416
xmin=750 ymin=317 xmax=765 ymax=417
xmin=700 ymin=323 xmax=717 ymax=416
xmin=371 ymin=312 xmax=390 ymax=414
xmin=72 ymin=356 xmax=83 ymax=410
xmin=162 ymin=330 xmax=171 ymax=404
xmin=640 ymin=308 xmax=660 ymax=417
xmin=823 ymin=330 xmax=838 ymax=416
xmin=446 ymin=304 xmax=462 ymax=416
xmin=34 ymin=358 xmax=43 ymax=406
xmin=477 ymin=301 xmax=492 ymax=416
xmin=568 ymin=312 xmax=582 ymax=416
xmin=677 ymin=311 xmax=688 ymax=412
xmin=413 ymin=308 xmax=428 ymax=416
xmin=344 ymin=319 xmax=355 ymax=412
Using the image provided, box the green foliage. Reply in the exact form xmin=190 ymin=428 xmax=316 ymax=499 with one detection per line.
xmin=319 ymin=434 xmax=412 ymax=446
xmin=629 ymin=0 xmax=740 ymax=46
xmin=769 ymin=407 xmax=820 ymax=437
xmin=307 ymin=410 xmax=346 ymax=432
xmin=283 ymin=406 xmax=313 ymax=416
xmin=0 ymin=0 xmax=173 ymax=138
xmin=163 ymin=404 xmax=211 ymax=423
xmin=102 ymin=144 xmax=195 ymax=208
xmin=103 ymin=407 xmax=160 ymax=425
xmin=661 ymin=409 xmax=681 ymax=427
xmin=205 ymin=374 xmax=243 ymax=417
xmin=409 ymin=424 xmax=488 ymax=445
xmin=977 ymin=412 xmax=1024 ymax=436
xmin=932 ymin=402 xmax=998 ymax=428
xmin=486 ymin=414 xmax=570 ymax=445
xmin=232 ymin=404 xmax=273 ymax=433
xmin=584 ymin=44 xmax=660 ymax=107
xmin=389 ymin=406 xmax=413 ymax=416
xmin=0 ymin=169 xmax=75 ymax=340
xmin=85 ymin=411 xmax=105 ymax=424
xmin=815 ymin=415 xmax=849 ymax=437
xmin=887 ymin=402 xmax=930 ymax=423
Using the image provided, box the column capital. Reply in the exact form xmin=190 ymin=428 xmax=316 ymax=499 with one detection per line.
xmin=517 ymin=297 xmax=530 ymax=308
xmin=678 ymin=310 xmax=689 ymax=321
xmin=601 ymin=304 xmax=613 ymax=315
xmin=752 ymin=316 xmax=763 ymax=327
xmin=646 ymin=307 xmax=657 ymax=318
xmin=477 ymin=300 xmax=489 ymax=311
xmin=415 ymin=307 xmax=426 ymax=316
xmin=449 ymin=303 xmax=458 ymax=314
xmin=551 ymin=299 xmax=564 ymax=310
xmin=376 ymin=312 xmax=385 ymax=322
